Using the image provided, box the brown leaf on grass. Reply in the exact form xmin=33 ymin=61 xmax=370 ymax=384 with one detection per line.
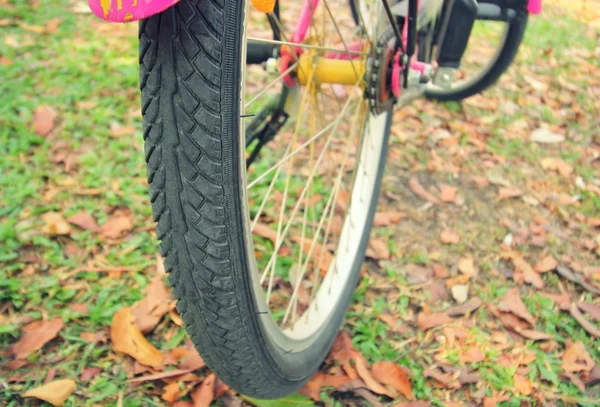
xmin=32 ymin=105 xmax=59 ymax=137
xmin=368 ymin=239 xmax=390 ymax=260
xmin=588 ymin=218 xmax=600 ymax=227
xmin=292 ymin=236 xmax=333 ymax=275
xmin=162 ymin=382 xmax=181 ymax=404
xmin=498 ymin=288 xmax=536 ymax=326
xmin=373 ymin=211 xmax=405 ymax=226
xmin=569 ymin=303 xmax=600 ymax=338
xmin=69 ymin=303 xmax=88 ymax=314
xmin=446 ymin=297 xmax=482 ymax=317
xmin=555 ymin=266 xmax=600 ymax=295
xmin=578 ymin=302 xmax=600 ymax=321
xmin=80 ymin=367 xmax=101 ymax=382
xmin=327 ymin=331 xmax=360 ymax=379
xmin=463 ymin=347 xmax=485 ymax=363
xmin=417 ymin=312 xmax=452 ymax=331
xmin=179 ymin=349 xmax=206 ymax=371
xmin=172 ymin=402 xmax=194 ymax=407
xmin=523 ymin=266 xmax=544 ymax=288
xmin=98 ymin=215 xmax=133 ymax=239
xmin=110 ymin=307 xmax=163 ymax=367
xmin=130 ymin=369 xmax=195 ymax=383
xmin=252 ymin=222 xmax=277 ymax=244
xmin=132 ymin=276 xmax=171 ymax=333
xmin=409 ymin=177 xmax=440 ymax=204
xmin=10 ymin=318 xmax=64 ymax=359
xmin=42 ymin=212 xmax=71 ymax=236
xmin=541 ymin=291 xmax=571 ymax=311
xmin=80 ymin=331 xmax=107 ymax=343
xmin=534 ymin=255 xmax=557 ymax=273
xmin=563 ymin=371 xmax=586 ymax=393
xmin=483 ymin=395 xmax=509 ymax=407
xmin=300 ymin=373 xmax=352 ymax=401
xmin=562 ymin=341 xmax=595 ymax=373
xmin=355 ymin=356 xmax=394 ymax=398
xmin=371 ymin=361 xmax=414 ymax=399
xmin=191 ymin=373 xmax=216 ymax=407
xmin=423 ymin=368 xmax=460 ymax=389
xmin=458 ymin=257 xmax=477 ymax=278
xmin=440 ymin=230 xmax=460 ymax=244
xmin=513 ymin=374 xmax=532 ymax=396
xmin=22 ymin=379 xmax=76 ymax=406
xmin=497 ymin=187 xmax=523 ymax=201
xmin=514 ymin=328 xmax=553 ymax=341
xmin=377 ymin=314 xmax=406 ymax=334
xmin=67 ymin=211 xmax=99 ymax=232
xmin=394 ymin=402 xmax=430 ymax=407
xmin=439 ymin=184 xmax=457 ymax=203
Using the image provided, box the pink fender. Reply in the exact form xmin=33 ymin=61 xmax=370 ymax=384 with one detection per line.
xmin=528 ymin=0 xmax=542 ymax=14
xmin=88 ymin=0 xmax=180 ymax=23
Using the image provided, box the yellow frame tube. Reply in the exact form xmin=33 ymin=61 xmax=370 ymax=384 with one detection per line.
xmin=297 ymin=55 xmax=365 ymax=86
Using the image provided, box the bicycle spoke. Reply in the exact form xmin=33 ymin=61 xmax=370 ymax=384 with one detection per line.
xmin=245 ymin=61 xmax=299 ymax=109
xmin=246 ymin=37 xmax=367 ymax=56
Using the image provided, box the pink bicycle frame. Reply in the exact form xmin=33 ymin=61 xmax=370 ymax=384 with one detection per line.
xmin=89 ymin=0 xmax=541 ymax=23
xmin=88 ymin=0 xmax=180 ymax=22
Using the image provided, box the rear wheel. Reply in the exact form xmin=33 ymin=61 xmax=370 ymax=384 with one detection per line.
xmin=140 ymin=0 xmax=392 ymax=398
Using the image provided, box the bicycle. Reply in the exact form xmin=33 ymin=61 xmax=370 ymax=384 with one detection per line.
xmin=88 ymin=0 xmax=541 ymax=399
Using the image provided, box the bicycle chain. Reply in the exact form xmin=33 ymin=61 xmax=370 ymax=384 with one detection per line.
xmin=365 ymin=29 xmax=399 ymax=115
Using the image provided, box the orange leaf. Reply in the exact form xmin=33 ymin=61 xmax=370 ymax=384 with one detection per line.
xmin=162 ymin=382 xmax=181 ymax=403
xmin=22 ymin=379 xmax=76 ymax=406
xmin=110 ymin=307 xmax=163 ymax=367
xmin=42 ymin=212 xmax=71 ymax=236
xmin=373 ymin=211 xmax=405 ymax=226
xmin=513 ymin=374 xmax=532 ymax=396
xmin=11 ymin=318 xmax=64 ymax=359
xmin=562 ymin=341 xmax=595 ymax=373
xmin=179 ymin=350 xmax=206 ymax=371
xmin=355 ymin=356 xmax=394 ymax=398
xmin=130 ymin=369 xmax=195 ymax=383
xmin=463 ymin=346 xmax=485 ymax=363
xmin=99 ymin=215 xmax=133 ymax=239
xmin=497 ymin=288 xmax=536 ymax=326
xmin=327 ymin=331 xmax=360 ymax=379
xmin=191 ymin=373 xmax=216 ymax=407
xmin=409 ymin=177 xmax=440 ymax=204
xmin=440 ymin=230 xmax=460 ymax=244
xmin=132 ymin=276 xmax=171 ymax=333
xmin=80 ymin=367 xmax=101 ymax=382
xmin=368 ymin=238 xmax=390 ymax=260
xmin=252 ymin=222 xmax=278 ymax=244
xmin=439 ymin=184 xmax=457 ymax=203
xmin=497 ymin=187 xmax=523 ymax=201
xmin=67 ymin=211 xmax=99 ymax=232
xmin=301 ymin=372 xmax=351 ymax=401
xmin=377 ymin=314 xmax=405 ymax=333
xmin=417 ymin=312 xmax=452 ymax=331
xmin=458 ymin=257 xmax=477 ymax=278
xmin=371 ymin=361 xmax=414 ymax=399
xmin=32 ymin=105 xmax=58 ymax=137
xmin=534 ymin=255 xmax=557 ymax=273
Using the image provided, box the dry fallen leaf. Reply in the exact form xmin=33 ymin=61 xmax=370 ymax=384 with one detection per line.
xmin=578 ymin=302 xmax=600 ymax=321
xmin=368 ymin=238 xmax=390 ymax=260
xmin=513 ymin=374 xmax=532 ymax=396
xmin=129 ymin=369 xmax=195 ymax=383
xmin=11 ymin=318 xmax=64 ymax=359
xmin=530 ymin=128 xmax=565 ymax=144
xmin=446 ymin=297 xmax=482 ymax=317
xmin=371 ymin=361 xmax=414 ymax=399
xmin=327 ymin=331 xmax=360 ymax=379
xmin=67 ymin=211 xmax=99 ymax=232
xmin=162 ymin=382 xmax=181 ymax=404
xmin=409 ymin=177 xmax=440 ymax=204
xmin=569 ymin=303 xmax=600 ymax=338
xmin=440 ymin=230 xmax=460 ymax=244
xmin=99 ymin=215 xmax=133 ymax=239
xmin=32 ymin=105 xmax=58 ymax=137
xmin=439 ymin=184 xmax=457 ymax=203
xmin=451 ymin=284 xmax=468 ymax=304
xmin=132 ymin=276 xmax=171 ymax=333
xmin=513 ymin=257 xmax=544 ymax=288
xmin=373 ymin=211 xmax=405 ymax=226
xmin=458 ymin=257 xmax=477 ymax=278
xmin=22 ymin=379 xmax=76 ymax=406
xmin=191 ymin=373 xmax=216 ymax=407
xmin=252 ymin=222 xmax=278 ymax=244
xmin=301 ymin=372 xmax=351 ymax=401
xmin=377 ymin=314 xmax=406 ymax=334
xmin=110 ymin=307 xmax=163 ymax=367
xmin=179 ymin=349 xmax=206 ymax=371
xmin=42 ymin=212 xmax=71 ymax=236
xmin=562 ymin=341 xmax=595 ymax=373
xmin=292 ymin=237 xmax=334 ymax=275
xmin=514 ymin=328 xmax=553 ymax=341
xmin=417 ymin=312 xmax=452 ymax=331
xmin=80 ymin=367 xmax=101 ymax=382
xmin=355 ymin=356 xmax=394 ymax=398
xmin=463 ymin=346 xmax=485 ymax=363
xmin=534 ymin=255 xmax=558 ymax=273
xmin=498 ymin=288 xmax=536 ymax=326
xmin=497 ymin=187 xmax=523 ymax=201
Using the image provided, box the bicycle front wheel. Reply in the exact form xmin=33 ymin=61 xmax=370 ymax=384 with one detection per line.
xmin=140 ymin=0 xmax=392 ymax=398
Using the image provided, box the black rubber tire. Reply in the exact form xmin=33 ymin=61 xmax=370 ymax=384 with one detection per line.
xmin=139 ymin=0 xmax=392 ymax=399
xmin=424 ymin=12 xmax=528 ymax=101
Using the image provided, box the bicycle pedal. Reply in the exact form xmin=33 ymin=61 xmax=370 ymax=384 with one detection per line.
xmin=251 ymin=0 xmax=276 ymax=13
